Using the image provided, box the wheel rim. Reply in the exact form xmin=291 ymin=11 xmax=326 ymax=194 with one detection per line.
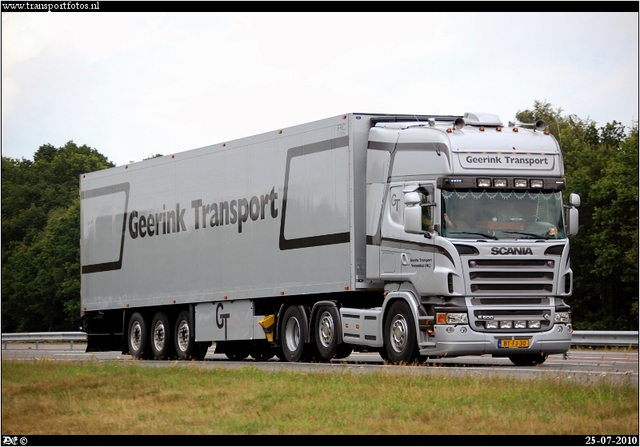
xmin=176 ymin=319 xmax=190 ymax=352
xmin=130 ymin=320 xmax=142 ymax=352
xmin=285 ymin=316 xmax=301 ymax=352
xmin=153 ymin=320 xmax=166 ymax=352
xmin=318 ymin=311 xmax=334 ymax=348
xmin=389 ymin=313 xmax=408 ymax=353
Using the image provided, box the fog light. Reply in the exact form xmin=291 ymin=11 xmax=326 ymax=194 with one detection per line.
xmin=486 ymin=321 xmax=498 ymax=329
xmin=514 ymin=320 xmax=527 ymax=329
xmin=500 ymin=321 xmax=512 ymax=329
xmin=528 ymin=321 xmax=541 ymax=329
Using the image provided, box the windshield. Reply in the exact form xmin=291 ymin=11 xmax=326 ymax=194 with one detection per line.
xmin=441 ymin=190 xmax=565 ymax=239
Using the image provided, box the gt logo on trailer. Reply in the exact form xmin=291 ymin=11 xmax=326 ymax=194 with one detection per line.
xmin=216 ymin=303 xmax=230 ymax=340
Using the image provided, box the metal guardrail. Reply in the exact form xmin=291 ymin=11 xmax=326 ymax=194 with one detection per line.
xmin=2 ymin=330 xmax=638 ymax=351
xmin=571 ymin=330 xmax=638 ymax=347
xmin=1 ymin=331 xmax=87 ymax=350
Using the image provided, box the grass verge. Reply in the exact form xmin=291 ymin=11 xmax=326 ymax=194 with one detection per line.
xmin=1 ymin=359 xmax=638 ymax=435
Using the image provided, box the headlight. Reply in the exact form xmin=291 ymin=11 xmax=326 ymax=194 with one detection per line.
xmin=499 ymin=321 xmax=512 ymax=329
xmin=485 ymin=321 xmax=499 ymax=329
xmin=436 ymin=312 xmax=468 ymax=324
xmin=528 ymin=321 xmax=541 ymax=329
xmin=555 ymin=312 xmax=571 ymax=323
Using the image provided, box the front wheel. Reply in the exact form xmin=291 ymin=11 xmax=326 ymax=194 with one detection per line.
xmin=509 ymin=353 xmax=548 ymax=366
xmin=383 ymin=301 xmax=418 ymax=364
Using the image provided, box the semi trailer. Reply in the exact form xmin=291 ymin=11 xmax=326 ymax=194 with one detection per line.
xmin=80 ymin=112 xmax=580 ymax=366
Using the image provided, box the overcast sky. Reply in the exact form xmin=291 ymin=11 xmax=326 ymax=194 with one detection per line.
xmin=2 ymin=11 xmax=638 ymax=167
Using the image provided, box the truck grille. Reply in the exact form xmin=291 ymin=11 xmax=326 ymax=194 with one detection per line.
xmin=467 ymin=258 xmax=556 ymax=295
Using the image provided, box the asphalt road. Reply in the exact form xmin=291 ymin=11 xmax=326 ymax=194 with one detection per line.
xmin=2 ymin=343 xmax=637 ymax=387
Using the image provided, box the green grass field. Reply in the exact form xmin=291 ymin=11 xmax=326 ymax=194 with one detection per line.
xmin=2 ymin=359 xmax=638 ymax=435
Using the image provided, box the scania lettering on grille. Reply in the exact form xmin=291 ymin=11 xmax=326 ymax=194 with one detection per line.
xmin=490 ymin=247 xmax=534 ymax=255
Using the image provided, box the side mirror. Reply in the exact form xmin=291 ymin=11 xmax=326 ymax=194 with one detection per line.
xmin=567 ymin=208 xmax=579 ymax=236
xmin=566 ymin=193 xmax=580 ymax=236
xmin=569 ymin=193 xmax=580 ymax=208
xmin=404 ymin=204 xmax=423 ymax=234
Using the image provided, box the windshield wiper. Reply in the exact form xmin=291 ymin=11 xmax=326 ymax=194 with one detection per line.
xmin=502 ymin=231 xmax=550 ymax=239
xmin=449 ymin=231 xmax=498 ymax=240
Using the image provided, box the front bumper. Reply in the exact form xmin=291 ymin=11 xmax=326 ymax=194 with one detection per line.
xmin=419 ymin=323 xmax=572 ymax=357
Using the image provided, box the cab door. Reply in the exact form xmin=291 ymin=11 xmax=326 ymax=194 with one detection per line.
xmin=380 ymin=182 xmax=436 ymax=292
xmin=399 ymin=183 xmax=436 ymax=294
xmin=379 ymin=182 xmax=406 ymax=281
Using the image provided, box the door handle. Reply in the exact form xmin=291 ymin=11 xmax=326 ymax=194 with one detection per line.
xmin=401 ymin=253 xmax=410 ymax=266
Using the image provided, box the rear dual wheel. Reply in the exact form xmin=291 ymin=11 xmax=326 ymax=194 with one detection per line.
xmin=315 ymin=306 xmax=352 ymax=360
xmin=280 ymin=305 xmax=321 ymax=362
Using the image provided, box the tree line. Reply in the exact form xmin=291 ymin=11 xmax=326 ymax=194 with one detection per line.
xmin=2 ymin=102 xmax=638 ymax=332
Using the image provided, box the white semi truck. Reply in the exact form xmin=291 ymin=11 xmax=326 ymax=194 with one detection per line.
xmin=80 ymin=112 xmax=580 ymax=366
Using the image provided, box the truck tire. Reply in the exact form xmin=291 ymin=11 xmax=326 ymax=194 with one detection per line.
xmin=508 ymin=353 xmax=548 ymax=366
xmin=128 ymin=312 xmax=151 ymax=360
xmin=383 ymin=300 xmax=418 ymax=364
xmin=315 ymin=306 xmax=340 ymax=359
xmin=150 ymin=311 xmax=174 ymax=360
xmin=174 ymin=310 xmax=198 ymax=360
xmin=280 ymin=305 xmax=308 ymax=362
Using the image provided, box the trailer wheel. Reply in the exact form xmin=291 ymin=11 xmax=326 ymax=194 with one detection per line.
xmin=128 ymin=312 xmax=150 ymax=360
xmin=281 ymin=305 xmax=307 ymax=362
xmin=315 ymin=306 xmax=340 ymax=359
xmin=508 ymin=353 xmax=548 ymax=366
xmin=383 ymin=300 xmax=418 ymax=364
xmin=150 ymin=311 xmax=174 ymax=360
xmin=174 ymin=310 xmax=198 ymax=360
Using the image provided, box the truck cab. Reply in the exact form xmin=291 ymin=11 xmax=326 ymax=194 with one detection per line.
xmin=365 ymin=113 xmax=579 ymax=366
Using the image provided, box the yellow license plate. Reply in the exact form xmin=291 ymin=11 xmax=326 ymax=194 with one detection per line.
xmin=498 ymin=339 xmax=530 ymax=348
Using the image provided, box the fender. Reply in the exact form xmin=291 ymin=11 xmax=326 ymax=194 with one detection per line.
xmin=381 ymin=288 xmax=424 ymax=342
